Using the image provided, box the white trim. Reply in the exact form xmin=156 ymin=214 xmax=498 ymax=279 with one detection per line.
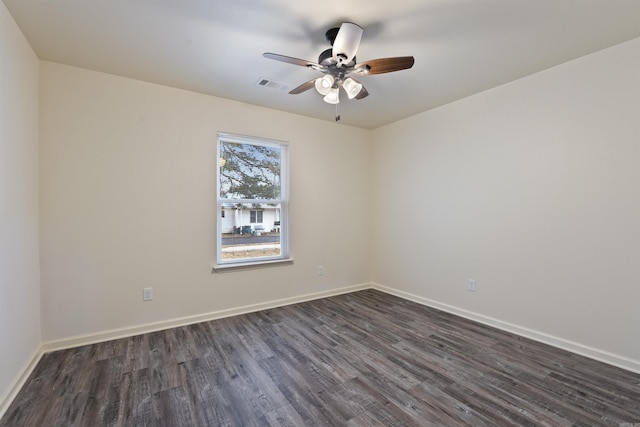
xmin=41 ymin=282 xmax=371 ymax=353
xmin=0 ymin=346 xmax=44 ymax=420
xmin=371 ymin=282 xmax=640 ymax=375
xmin=217 ymin=132 xmax=287 ymax=149
xmin=212 ymin=256 xmax=293 ymax=271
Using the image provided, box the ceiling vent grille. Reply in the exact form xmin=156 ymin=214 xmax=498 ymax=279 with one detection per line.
xmin=256 ymin=77 xmax=290 ymax=92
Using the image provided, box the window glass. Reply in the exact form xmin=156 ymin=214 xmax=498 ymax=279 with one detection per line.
xmin=216 ymin=133 xmax=289 ymax=266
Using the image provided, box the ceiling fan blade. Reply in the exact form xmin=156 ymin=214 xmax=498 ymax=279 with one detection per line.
xmin=263 ymin=52 xmax=321 ymax=69
xmin=332 ymin=23 xmax=363 ymax=64
xmin=354 ymin=56 xmax=415 ymax=75
xmin=289 ymin=79 xmax=317 ymax=95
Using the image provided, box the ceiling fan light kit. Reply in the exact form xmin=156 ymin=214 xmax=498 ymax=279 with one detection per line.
xmin=264 ymin=22 xmax=415 ymax=120
xmin=315 ymin=75 xmax=334 ymax=95
xmin=323 ymin=87 xmax=340 ymax=104
xmin=343 ymin=77 xmax=363 ymax=100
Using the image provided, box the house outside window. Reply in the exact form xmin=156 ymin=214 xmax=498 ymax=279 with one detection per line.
xmin=216 ymin=133 xmax=289 ymax=267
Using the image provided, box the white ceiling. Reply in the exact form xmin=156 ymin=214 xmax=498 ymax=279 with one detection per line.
xmin=4 ymin=0 xmax=640 ymax=129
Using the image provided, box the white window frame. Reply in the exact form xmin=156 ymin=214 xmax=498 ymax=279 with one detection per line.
xmin=214 ymin=132 xmax=290 ymax=269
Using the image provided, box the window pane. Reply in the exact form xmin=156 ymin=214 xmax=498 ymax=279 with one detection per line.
xmin=219 ymin=141 xmax=281 ymax=200
xmin=216 ymin=133 xmax=288 ymax=267
xmin=220 ymin=202 xmax=281 ymax=261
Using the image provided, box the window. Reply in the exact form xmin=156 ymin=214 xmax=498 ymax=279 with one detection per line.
xmin=216 ymin=133 xmax=289 ymax=267
xmin=250 ymin=210 xmax=263 ymax=223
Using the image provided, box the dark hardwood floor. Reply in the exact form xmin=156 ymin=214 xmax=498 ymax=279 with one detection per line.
xmin=2 ymin=289 xmax=639 ymax=426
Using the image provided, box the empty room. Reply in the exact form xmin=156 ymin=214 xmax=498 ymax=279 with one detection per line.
xmin=1 ymin=0 xmax=639 ymax=425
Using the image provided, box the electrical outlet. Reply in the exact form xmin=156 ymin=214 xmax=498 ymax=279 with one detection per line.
xmin=467 ymin=279 xmax=476 ymax=292
xmin=143 ymin=287 xmax=153 ymax=301
xmin=317 ymin=265 xmax=324 ymax=276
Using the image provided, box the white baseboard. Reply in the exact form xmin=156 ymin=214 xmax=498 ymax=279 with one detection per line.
xmin=371 ymin=282 xmax=640 ymax=375
xmin=42 ymin=282 xmax=372 ymax=353
xmin=0 ymin=346 xmax=44 ymax=420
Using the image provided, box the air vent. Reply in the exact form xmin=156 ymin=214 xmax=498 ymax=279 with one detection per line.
xmin=256 ymin=77 xmax=290 ymax=92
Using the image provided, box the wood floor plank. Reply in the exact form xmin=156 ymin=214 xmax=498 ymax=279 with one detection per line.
xmin=257 ymin=356 xmax=338 ymax=425
xmin=261 ymin=403 xmax=309 ymax=426
xmin=408 ymin=380 xmax=496 ymax=427
xmin=2 ymin=289 xmax=640 ymax=426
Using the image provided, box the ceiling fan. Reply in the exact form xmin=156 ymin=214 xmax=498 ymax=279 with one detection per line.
xmin=263 ymin=23 xmax=415 ymax=121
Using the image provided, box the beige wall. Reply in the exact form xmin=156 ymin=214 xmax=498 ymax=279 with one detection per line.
xmin=39 ymin=61 xmax=372 ymax=342
xmin=371 ymin=38 xmax=640 ymax=370
xmin=0 ymin=2 xmax=41 ymax=407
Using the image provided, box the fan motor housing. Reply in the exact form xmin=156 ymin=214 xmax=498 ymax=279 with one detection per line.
xmin=318 ymin=48 xmax=356 ymax=69
xmin=325 ymin=27 xmax=339 ymax=45
xmin=318 ymin=48 xmax=332 ymax=65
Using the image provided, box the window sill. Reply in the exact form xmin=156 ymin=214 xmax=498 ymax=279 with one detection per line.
xmin=212 ymin=257 xmax=294 ymax=272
